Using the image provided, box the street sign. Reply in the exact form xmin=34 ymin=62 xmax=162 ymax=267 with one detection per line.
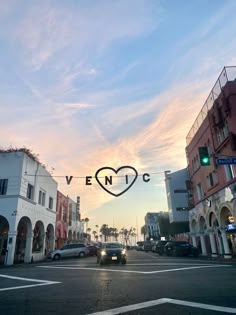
xmin=217 ymin=158 xmax=236 ymax=165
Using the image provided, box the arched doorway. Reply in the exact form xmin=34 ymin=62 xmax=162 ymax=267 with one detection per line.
xmin=45 ymin=224 xmax=54 ymax=255
xmin=199 ymin=216 xmax=210 ymax=254
xmin=0 ymin=216 xmax=9 ymax=265
xmin=32 ymin=221 xmax=45 ymax=254
xmin=15 ymin=217 xmax=32 ymax=263
xmin=220 ymin=206 xmax=235 ymax=255
xmin=209 ymin=212 xmax=222 ymax=255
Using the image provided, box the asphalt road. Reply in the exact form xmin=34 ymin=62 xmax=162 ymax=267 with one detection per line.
xmin=0 ymin=250 xmax=236 ymax=314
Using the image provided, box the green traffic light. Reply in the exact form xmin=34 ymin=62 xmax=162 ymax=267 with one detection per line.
xmin=198 ymin=146 xmax=210 ymax=166
xmin=202 ymin=157 xmax=209 ymax=164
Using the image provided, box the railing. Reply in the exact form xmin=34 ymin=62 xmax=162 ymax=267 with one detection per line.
xmin=186 ymin=66 xmax=236 ymax=145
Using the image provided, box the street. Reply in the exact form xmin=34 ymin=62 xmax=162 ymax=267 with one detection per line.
xmin=0 ymin=250 xmax=236 ymax=314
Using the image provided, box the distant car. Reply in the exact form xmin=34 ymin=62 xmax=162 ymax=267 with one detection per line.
xmin=97 ymin=242 xmax=127 ymax=265
xmin=164 ymin=241 xmax=199 ymax=257
xmin=152 ymin=240 xmax=168 ymax=255
xmin=143 ymin=240 xmax=153 ymax=252
xmin=136 ymin=242 xmax=144 ymax=251
xmin=87 ymin=245 xmax=98 ymax=256
xmin=48 ymin=243 xmax=89 ymax=260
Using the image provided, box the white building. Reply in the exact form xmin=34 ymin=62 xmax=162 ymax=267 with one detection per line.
xmin=68 ymin=196 xmax=84 ymax=242
xmin=165 ymin=169 xmax=189 ymax=223
xmin=0 ymin=149 xmax=57 ymax=265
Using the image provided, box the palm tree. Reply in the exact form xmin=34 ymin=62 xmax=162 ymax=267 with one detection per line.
xmin=92 ymin=230 xmax=97 ymax=241
xmin=141 ymin=225 xmax=147 ymax=240
xmin=84 ymin=218 xmax=89 ymax=231
xmin=100 ymin=224 xmax=109 ymax=242
xmin=95 ymin=225 xmax=99 ymax=234
xmin=87 ymin=227 xmax=91 ymax=234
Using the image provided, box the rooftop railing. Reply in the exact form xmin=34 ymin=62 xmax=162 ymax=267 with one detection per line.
xmin=186 ymin=66 xmax=236 ymax=145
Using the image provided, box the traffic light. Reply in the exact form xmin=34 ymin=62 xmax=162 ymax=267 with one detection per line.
xmin=198 ymin=147 xmax=210 ymax=166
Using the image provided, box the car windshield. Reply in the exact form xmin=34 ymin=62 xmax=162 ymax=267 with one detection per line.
xmin=1 ymin=2 xmax=236 ymax=315
xmin=103 ymin=243 xmax=123 ymax=249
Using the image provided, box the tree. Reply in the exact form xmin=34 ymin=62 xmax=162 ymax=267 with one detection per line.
xmin=84 ymin=218 xmax=89 ymax=231
xmin=92 ymin=230 xmax=97 ymax=241
xmin=141 ymin=225 xmax=147 ymax=240
xmin=100 ymin=224 xmax=109 ymax=242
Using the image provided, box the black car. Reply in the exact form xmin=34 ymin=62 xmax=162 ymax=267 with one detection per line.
xmin=164 ymin=241 xmax=199 ymax=257
xmin=97 ymin=242 xmax=127 ymax=265
xmin=87 ymin=245 xmax=98 ymax=256
xmin=152 ymin=240 xmax=168 ymax=255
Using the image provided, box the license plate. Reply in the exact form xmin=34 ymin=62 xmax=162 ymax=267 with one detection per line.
xmin=112 ymin=256 xmax=117 ymax=260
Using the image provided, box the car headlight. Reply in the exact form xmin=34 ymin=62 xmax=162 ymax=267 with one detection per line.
xmin=101 ymin=250 xmax=106 ymax=256
xmin=122 ymin=249 xmax=126 ymax=255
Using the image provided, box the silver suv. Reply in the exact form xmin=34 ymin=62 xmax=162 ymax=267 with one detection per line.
xmin=48 ymin=243 xmax=89 ymax=260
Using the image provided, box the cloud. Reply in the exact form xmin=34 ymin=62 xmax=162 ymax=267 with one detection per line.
xmin=12 ymin=0 xmax=162 ymax=70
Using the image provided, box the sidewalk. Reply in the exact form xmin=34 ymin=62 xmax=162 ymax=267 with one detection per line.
xmin=199 ymin=254 xmax=236 ymax=263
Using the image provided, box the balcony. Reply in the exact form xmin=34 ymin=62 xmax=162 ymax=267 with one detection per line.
xmin=186 ymin=66 xmax=236 ymax=145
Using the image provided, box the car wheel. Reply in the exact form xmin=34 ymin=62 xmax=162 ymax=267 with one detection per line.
xmin=79 ymin=251 xmax=85 ymax=258
xmin=53 ymin=254 xmax=60 ymax=261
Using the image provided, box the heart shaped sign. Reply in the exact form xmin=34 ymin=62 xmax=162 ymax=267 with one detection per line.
xmin=95 ymin=166 xmax=138 ymax=197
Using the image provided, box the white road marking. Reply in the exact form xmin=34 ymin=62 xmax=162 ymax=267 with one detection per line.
xmin=36 ymin=264 xmax=231 ymax=274
xmin=86 ymin=297 xmax=236 ymax=314
xmin=0 ymin=274 xmax=61 ymax=292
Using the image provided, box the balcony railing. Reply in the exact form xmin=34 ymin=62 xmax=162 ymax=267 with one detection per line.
xmin=186 ymin=66 xmax=236 ymax=145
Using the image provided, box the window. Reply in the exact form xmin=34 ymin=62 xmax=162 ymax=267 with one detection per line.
xmin=62 ymin=206 xmax=67 ymax=222
xmin=224 ymin=165 xmax=236 ymax=181
xmin=216 ymin=122 xmax=229 ymax=145
xmin=207 ymin=170 xmax=218 ymax=188
xmin=0 ymin=179 xmax=8 ymax=195
xmin=69 ymin=204 xmax=72 ymax=226
xmin=27 ymin=183 xmax=34 ymax=200
xmin=38 ymin=190 xmax=46 ymax=206
xmin=174 ymin=189 xmax=187 ymax=193
xmin=196 ymin=183 xmax=203 ymax=200
xmin=49 ymin=197 xmax=53 ymax=210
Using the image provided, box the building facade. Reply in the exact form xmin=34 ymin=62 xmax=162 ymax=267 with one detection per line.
xmin=0 ymin=149 xmax=57 ymax=265
xmin=186 ymin=66 xmax=236 ymax=258
xmin=55 ymin=191 xmax=69 ymax=249
xmin=67 ymin=196 xmax=84 ymax=243
xmin=165 ymin=169 xmax=190 ymax=223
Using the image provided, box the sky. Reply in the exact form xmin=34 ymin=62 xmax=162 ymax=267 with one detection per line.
xmin=1 ymin=0 xmax=236 ymax=237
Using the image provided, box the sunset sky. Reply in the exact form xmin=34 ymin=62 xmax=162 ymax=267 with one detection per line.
xmin=1 ymin=0 xmax=236 ymax=236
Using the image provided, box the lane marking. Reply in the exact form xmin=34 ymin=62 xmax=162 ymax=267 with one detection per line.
xmin=86 ymin=297 xmax=236 ymax=315
xmin=36 ymin=264 xmax=231 ymax=274
xmin=40 ymin=262 xmax=226 ymax=267
xmin=0 ymin=274 xmax=61 ymax=292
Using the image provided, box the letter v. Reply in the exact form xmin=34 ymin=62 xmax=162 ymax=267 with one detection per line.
xmin=65 ymin=176 xmax=73 ymax=185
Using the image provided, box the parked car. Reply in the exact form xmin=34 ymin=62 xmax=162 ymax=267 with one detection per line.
xmin=48 ymin=243 xmax=89 ymax=260
xmin=97 ymin=242 xmax=127 ymax=265
xmin=136 ymin=241 xmax=144 ymax=251
xmin=87 ymin=245 xmax=98 ymax=256
xmin=152 ymin=240 xmax=168 ymax=255
xmin=164 ymin=241 xmax=199 ymax=257
xmin=142 ymin=240 xmax=153 ymax=252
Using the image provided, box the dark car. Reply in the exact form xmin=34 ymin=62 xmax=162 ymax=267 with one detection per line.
xmin=97 ymin=242 xmax=127 ymax=265
xmin=87 ymin=245 xmax=98 ymax=256
xmin=164 ymin=241 xmax=199 ymax=257
xmin=152 ymin=240 xmax=168 ymax=255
